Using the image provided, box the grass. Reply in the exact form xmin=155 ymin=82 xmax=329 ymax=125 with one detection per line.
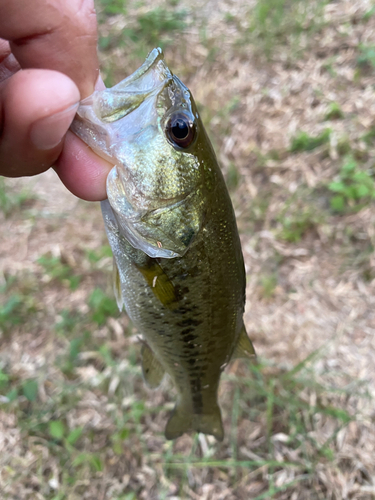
xmin=1 ymin=230 xmax=364 ymax=496
xmin=98 ymin=6 xmax=188 ymax=66
xmin=328 ymin=155 xmax=375 ymax=212
xmin=88 ymin=288 xmax=119 ymax=325
xmin=0 ymin=343 xmax=362 ymax=498
xmin=357 ymin=44 xmax=375 ymax=73
xmin=361 ymin=125 xmax=375 ymax=145
xmin=38 ymin=253 xmax=81 ymax=290
xmin=258 ymin=273 xmax=278 ymax=299
xmin=324 ymin=102 xmax=344 ymax=121
xmin=275 ymin=189 xmax=325 ymax=243
xmin=290 ymin=128 xmax=331 ymax=153
xmin=98 ymin=0 xmax=127 ymax=18
xmin=0 ymin=177 xmax=36 ymax=217
xmin=0 ymin=275 xmax=39 ymax=336
xmin=244 ymin=0 xmax=328 ymax=60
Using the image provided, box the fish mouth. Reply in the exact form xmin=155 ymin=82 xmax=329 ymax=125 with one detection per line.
xmin=92 ymin=48 xmax=174 ymax=123
xmin=116 ymin=48 xmax=170 ymax=87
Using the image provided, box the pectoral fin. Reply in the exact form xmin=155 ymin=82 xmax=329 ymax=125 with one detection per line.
xmin=112 ymin=258 xmax=124 ymax=311
xmin=135 ymin=261 xmax=179 ymax=309
xmin=141 ymin=343 xmax=165 ymax=389
xmin=232 ymin=325 xmax=256 ymax=360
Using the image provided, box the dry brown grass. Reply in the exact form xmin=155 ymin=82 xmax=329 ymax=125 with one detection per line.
xmin=1 ymin=0 xmax=375 ymax=498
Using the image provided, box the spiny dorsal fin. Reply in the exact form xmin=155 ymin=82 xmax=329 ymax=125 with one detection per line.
xmin=112 ymin=257 xmax=123 ymax=311
xmin=141 ymin=343 xmax=165 ymax=389
xmin=232 ymin=325 xmax=256 ymax=360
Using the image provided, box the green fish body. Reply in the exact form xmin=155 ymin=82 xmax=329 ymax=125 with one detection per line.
xmin=72 ymin=48 xmax=255 ymax=441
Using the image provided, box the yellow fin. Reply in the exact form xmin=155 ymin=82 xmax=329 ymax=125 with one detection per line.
xmin=141 ymin=343 xmax=165 ymax=389
xmin=136 ymin=261 xmax=178 ymax=309
xmin=165 ymin=403 xmax=224 ymax=441
xmin=232 ymin=325 xmax=256 ymax=359
xmin=112 ymin=258 xmax=123 ymax=311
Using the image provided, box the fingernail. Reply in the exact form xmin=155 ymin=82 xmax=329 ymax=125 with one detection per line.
xmin=30 ymin=103 xmax=79 ymax=150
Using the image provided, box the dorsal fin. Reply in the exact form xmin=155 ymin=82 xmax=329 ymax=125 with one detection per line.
xmin=141 ymin=343 xmax=165 ymax=389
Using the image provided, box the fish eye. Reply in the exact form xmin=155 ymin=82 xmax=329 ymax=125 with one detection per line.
xmin=166 ymin=113 xmax=196 ymax=148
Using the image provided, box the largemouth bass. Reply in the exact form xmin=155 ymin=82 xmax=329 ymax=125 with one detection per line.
xmin=72 ymin=48 xmax=255 ymax=441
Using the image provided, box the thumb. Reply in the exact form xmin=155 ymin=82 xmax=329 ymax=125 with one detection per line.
xmin=0 ymin=68 xmax=79 ymax=177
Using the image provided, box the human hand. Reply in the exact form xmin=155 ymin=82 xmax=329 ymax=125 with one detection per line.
xmin=0 ymin=0 xmax=112 ymax=201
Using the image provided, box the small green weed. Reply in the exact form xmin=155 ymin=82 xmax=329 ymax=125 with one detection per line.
xmin=99 ymin=0 xmax=126 ymax=18
xmin=0 ymin=275 xmax=38 ymax=334
xmin=363 ymin=6 xmax=375 ymax=22
xmin=86 ymin=244 xmax=112 ymax=264
xmin=59 ymin=334 xmax=90 ymax=377
xmin=49 ymin=420 xmax=83 ymax=447
xmin=89 ymin=288 xmax=119 ymax=325
xmin=290 ymin=128 xmax=331 ymax=153
xmin=0 ymin=294 xmax=23 ymax=331
xmin=322 ymin=57 xmax=338 ymax=77
xmin=328 ymin=156 xmax=375 ymax=212
xmin=337 ymin=136 xmax=351 ymax=157
xmin=245 ymin=191 xmax=271 ymax=233
xmin=0 ymin=368 xmax=10 ymax=391
xmin=0 ymin=177 xmax=35 ymax=217
xmin=278 ymin=212 xmax=317 ymax=242
xmin=38 ymin=254 xmax=81 ymax=290
xmin=324 ymin=102 xmax=344 ymax=121
xmin=276 ymin=193 xmax=324 ymax=243
xmin=362 ymin=125 xmax=375 ymax=146
xmin=22 ymin=379 xmax=39 ymax=402
xmin=357 ymin=44 xmax=375 ymax=72
xmin=73 ymin=453 xmax=104 ymax=472
xmin=55 ymin=309 xmax=83 ymax=336
xmin=0 ymin=374 xmax=38 ymax=401
xmin=259 ymin=273 xmax=278 ymax=299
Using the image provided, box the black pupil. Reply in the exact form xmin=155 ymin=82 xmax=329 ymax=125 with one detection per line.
xmin=172 ymin=119 xmax=189 ymax=139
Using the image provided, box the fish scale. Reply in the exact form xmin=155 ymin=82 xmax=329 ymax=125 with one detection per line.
xmin=72 ymin=48 xmax=255 ymax=440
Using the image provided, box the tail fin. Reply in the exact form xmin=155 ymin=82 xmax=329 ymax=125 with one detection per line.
xmin=165 ymin=404 xmax=224 ymax=441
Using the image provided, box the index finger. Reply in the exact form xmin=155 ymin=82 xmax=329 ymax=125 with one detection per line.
xmin=0 ymin=0 xmax=99 ymax=97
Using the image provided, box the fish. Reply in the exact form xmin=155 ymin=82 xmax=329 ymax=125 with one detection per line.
xmin=71 ymin=48 xmax=255 ymax=441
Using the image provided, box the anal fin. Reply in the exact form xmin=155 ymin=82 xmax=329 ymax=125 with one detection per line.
xmin=141 ymin=343 xmax=165 ymax=389
xmin=232 ymin=325 xmax=256 ymax=360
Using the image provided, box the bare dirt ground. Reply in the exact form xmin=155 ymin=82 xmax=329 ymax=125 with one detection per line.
xmin=1 ymin=0 xmax=375 ymax=499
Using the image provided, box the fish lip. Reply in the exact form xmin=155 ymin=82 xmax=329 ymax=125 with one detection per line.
xmin=112 ymin=47 xmax=170 ymax=89
xmin=74 ymin=47 xmax=174 ymax=130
